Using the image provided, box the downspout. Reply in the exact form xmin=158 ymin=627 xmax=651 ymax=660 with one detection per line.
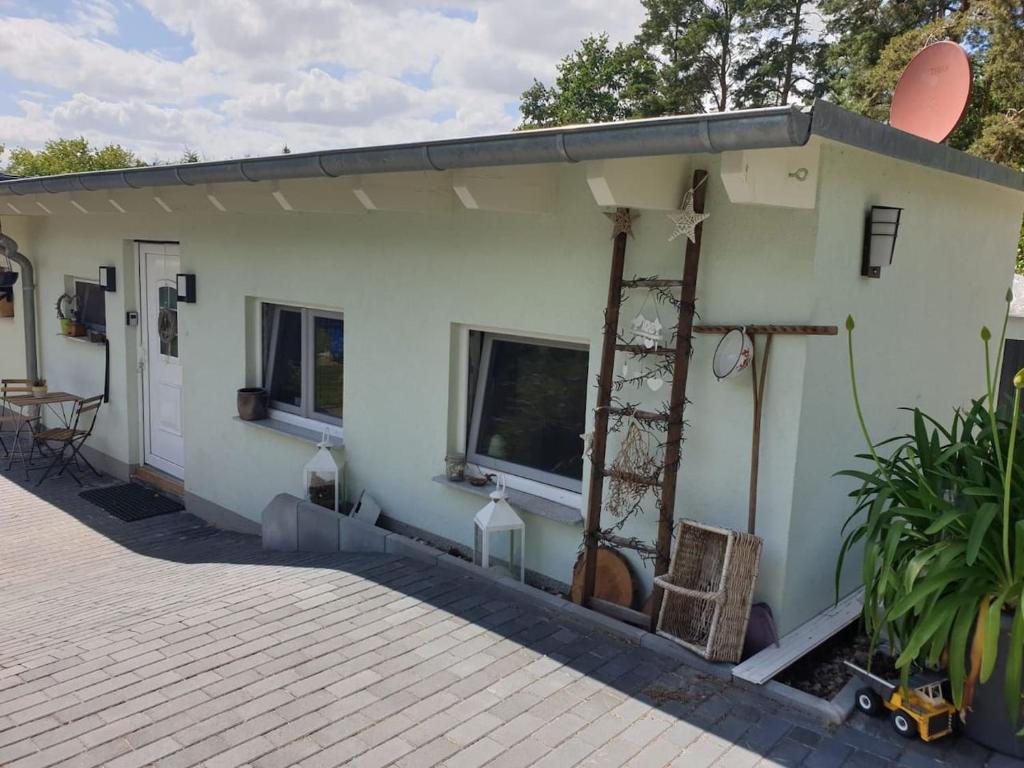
xmin=0 ymin=231 xmax=38 ymax=382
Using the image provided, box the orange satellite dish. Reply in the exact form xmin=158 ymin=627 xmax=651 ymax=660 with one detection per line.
xmin=890 ymin=41 xmax=972 ymax=143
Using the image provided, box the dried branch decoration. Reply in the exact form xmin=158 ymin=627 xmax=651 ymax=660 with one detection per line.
xmin=606 ymin=417 xmax=661 ymax=519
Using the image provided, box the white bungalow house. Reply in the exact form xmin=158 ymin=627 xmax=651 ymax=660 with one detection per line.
xmin=1 ymin=101 xmax=1022 ymax=637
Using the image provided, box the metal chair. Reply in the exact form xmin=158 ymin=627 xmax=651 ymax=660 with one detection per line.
xmin=31 ymin=395 xmax=103 ymax=486
xmin=0 ymin=379 xmax=37 ymax=459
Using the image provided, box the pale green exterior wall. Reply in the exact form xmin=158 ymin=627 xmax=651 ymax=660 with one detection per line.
xmin=0 ymin=142 xmax=1019 ymax=635
xmin=788 ymin=141 xmax=1024 ymax=630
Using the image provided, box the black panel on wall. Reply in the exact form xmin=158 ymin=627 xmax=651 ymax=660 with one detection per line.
xmin=998 ymin=339 xmax=1024 ymax=413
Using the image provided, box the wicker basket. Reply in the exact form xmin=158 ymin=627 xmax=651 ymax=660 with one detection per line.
xmin=654 ymin=520 xmax=763 ymax=663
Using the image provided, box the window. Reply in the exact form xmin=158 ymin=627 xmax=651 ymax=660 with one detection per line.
xmin=262 ymin=303 xmax=343 ymax=425
xmin=75 ymin=281 xmax=106 ymax=333
xmin=468 ymin=333 xmax=588 ymax=492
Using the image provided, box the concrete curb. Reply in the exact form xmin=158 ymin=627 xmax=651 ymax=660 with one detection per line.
xmin=734 ymin=675 xmax=857 ymax=725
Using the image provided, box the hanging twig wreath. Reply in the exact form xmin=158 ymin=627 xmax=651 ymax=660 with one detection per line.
xmin=606 ymin=416 xmax=661 ymax=518
xmin=157 ymin=308 xmax=177 ymax=346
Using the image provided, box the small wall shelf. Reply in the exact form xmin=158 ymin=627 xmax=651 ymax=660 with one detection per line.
xmin=57 ymin=334 xmax=106 ymax=346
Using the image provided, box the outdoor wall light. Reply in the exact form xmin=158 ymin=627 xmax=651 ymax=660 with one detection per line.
xmin=98 ymin=265 xmax=116 ymax=292
xmin=861 ymin=205 xmax=903 ymax=278
xmin=176 ymin=273 xmax=196 ymax=303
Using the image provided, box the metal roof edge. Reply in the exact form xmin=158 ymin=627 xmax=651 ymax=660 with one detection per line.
xmin=0 ymin=106 xmax=808 ymax=198
xmin=808 ymin=99 xmax=1024 ymax=192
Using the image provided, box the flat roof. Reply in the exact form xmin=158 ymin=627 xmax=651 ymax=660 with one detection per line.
xmin=0 ymin=100 xmax=1020 ymax=198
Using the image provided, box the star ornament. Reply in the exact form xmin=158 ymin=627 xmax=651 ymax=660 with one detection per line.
xmin=604 ymin=208 xmax=640 ymax=239
xmin=667 ymin=190 xmax=710 ymax=244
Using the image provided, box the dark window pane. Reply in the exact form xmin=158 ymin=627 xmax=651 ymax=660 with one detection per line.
xmin=268 ymin=308 xmax=303 ymax=408
xmin=75 ymin=281 xmax=106 ymax=332
xmin=158 ymin=286 xmax=178 ymax=357
xmin=313 ymin=316 xmax=343 ymax=420
xmin=475 ymin=338 xmax=588 ymax=483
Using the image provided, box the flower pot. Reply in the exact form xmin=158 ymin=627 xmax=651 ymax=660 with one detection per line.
xmin=965 ymin=613 xmax=1024 ymax=756
xmin=60 ymin=318 xmax=72 ymax=334
xmin=0 ymin=294 xmax=13 ymax=319
xmin=31 ymin=385 xmax=47 ymax=399
xmin=0 ymin=270 xmax=18 ymax=288
xmin=237 ymin=387 xmax=269 ymax=421
xmin=68 ymin=322 xmax=87 ymax=338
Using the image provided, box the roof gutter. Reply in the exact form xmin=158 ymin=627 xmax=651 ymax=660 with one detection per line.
xmin=0 ymin=105 xmax=812 ymax=197
xmin=0 ymin=232 xmax=38 ymax=382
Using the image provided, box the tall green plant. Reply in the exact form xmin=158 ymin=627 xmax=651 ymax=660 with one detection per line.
xmin=838 ymin=292 xmax=1024 ymax=724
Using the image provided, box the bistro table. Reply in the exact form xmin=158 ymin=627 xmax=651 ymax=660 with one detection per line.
xmin=4 ymin=391 xmax=82 ymax=476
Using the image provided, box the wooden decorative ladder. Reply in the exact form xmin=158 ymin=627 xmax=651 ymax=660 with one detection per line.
xmin=580 ymin=169 xmax=709 ymax=632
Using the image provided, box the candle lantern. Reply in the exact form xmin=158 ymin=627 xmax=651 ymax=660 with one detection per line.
xmin=304 ymin=431 xmax=344 ymax=512
xmin=445 ymin=453 xmax=466 ymax=482
xmin=473 ymin=476 xmax=525 ymax=582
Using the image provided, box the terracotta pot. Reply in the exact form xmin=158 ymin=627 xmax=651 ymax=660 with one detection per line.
xmin=68 ymin=323 xmax=87 ymax=338
xmin=237 ymin=387 xmax=269 ymax=421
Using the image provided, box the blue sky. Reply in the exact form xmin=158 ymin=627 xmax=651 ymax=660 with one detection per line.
xmin=0 ymin=0 xmax=642 ymax=162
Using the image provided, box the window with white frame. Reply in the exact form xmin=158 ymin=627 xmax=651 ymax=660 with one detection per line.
xmin=468 ymin=332 xmax=588 ymax=492
xmin=262 ymin=303 xmax=344 ymax=425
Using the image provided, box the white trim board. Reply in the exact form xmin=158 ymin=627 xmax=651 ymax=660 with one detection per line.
xmin=732 ymin=588 xmax=864 ymax=686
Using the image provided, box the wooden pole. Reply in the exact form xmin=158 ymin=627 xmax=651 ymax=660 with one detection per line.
xmin=580 ymin=213 xmax=629 ymax=606
xmin=649 ymin=169 xmax=708 ymax=632
xmin=747 ymin=334 xmax=772 ymax=535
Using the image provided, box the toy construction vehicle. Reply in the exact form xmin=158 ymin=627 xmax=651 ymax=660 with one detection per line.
xmin=844 ymin=661 xmax=959 ymax=742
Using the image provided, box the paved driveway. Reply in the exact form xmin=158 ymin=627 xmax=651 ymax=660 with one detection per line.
xmin=0 ymin=467 xmax=1011 ymax=767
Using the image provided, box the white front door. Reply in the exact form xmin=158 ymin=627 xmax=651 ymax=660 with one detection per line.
xmin=140 ymin=243 xmax=185 ymax=478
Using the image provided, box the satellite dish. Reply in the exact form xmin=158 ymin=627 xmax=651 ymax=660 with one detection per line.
xmin=890 ymin=41 xmax=972 ymax=143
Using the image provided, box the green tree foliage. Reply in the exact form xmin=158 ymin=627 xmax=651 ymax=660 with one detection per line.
xmin=5 ymin=137 xmax=145 ymax=177
xmin=519 ymin=0 xmax=823 ymax=126
xmin=519 ymin=34 xmax=659 ymax=127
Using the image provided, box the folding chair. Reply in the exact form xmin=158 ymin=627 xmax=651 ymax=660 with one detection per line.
xmin=31 ymin=395 xmax=104 ymax=486
xmin=0 ymin=379 xmax=37 ymax=459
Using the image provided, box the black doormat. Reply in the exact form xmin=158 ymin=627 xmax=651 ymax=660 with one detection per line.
xmin=80 ymin=483 xmax=184 ymax=522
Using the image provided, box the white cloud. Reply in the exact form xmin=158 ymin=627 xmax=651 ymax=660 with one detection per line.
xmin=0 ymin=0 xmax=645 ymax=162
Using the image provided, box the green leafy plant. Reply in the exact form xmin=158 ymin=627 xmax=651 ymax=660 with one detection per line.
xmin=837 ymin=290 xmax=1024 ymax=724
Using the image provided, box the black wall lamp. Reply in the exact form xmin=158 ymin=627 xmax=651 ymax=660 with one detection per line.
xmin=98 ymin=265 xmax=116 ymax=292
xmin=176 ymin=273 xmax=197 ymax=303
xmin=861 ymin=205 xmax=903 ymax=278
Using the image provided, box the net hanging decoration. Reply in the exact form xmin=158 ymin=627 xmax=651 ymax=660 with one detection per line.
xmin=606 ymin=415 xmax=661 ymax=519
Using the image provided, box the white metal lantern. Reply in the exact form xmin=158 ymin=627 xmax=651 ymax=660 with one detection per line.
xmin=473 ymin=476 xmax=525 ymax=582
xmin=304 ymin=431 xmax=344 ymax=513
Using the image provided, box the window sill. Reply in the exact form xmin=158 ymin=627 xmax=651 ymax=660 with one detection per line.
xmin=432 ymin=475 xmax=583 ymax=526
xmin=234 ymin=416 xmax=344 ymax=447
xmin=57 ymin=333 xmax=106 ymax=346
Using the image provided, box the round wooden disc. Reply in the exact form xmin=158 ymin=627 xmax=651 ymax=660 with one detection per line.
xmin=569 ymin=548 xmax=634 ymax=607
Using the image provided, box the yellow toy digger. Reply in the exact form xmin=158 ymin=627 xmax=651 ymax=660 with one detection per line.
xmin=844 ymin=661 xmax=959 ymax=742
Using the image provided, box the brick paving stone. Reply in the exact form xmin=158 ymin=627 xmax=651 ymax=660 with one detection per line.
xmin=0 ymin=466 xmax=998 ymax=768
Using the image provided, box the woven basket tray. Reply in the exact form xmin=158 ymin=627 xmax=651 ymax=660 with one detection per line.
xmin=654 ymin=520 xmax=763 ymax=663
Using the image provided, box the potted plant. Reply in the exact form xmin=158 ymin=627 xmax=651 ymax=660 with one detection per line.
xmin=56 ymin=293 xmax=77 ymax=336
xmin=31 ymin=379 xmax=47 ymax=398
xmin=236 ymin=387 xmax=268 ymax=421
xmin=839 ymin=290 xmax=1024 ymax=755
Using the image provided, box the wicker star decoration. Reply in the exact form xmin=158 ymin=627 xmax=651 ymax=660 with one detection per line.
xmin=667 ymin=190 xmax=710 ymax=243
xmin=604 ymin=208 xmax=640 ymax=239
